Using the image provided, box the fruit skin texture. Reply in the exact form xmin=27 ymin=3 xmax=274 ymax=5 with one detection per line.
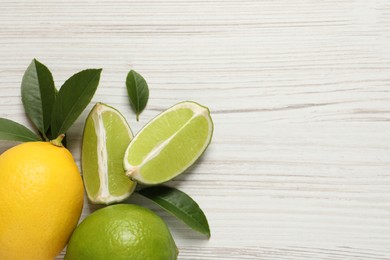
xmin=65 ymin=204 xmax=178 ymax=260
xmin=0 ymin=141 xmax=84 ymax=260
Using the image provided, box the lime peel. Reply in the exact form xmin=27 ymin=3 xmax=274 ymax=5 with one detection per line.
xmin=65 ymin=204 xmax=178 ymax=259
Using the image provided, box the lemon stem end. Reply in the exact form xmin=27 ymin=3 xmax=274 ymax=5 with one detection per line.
xmin=50 ymin=134 xmax=65 ymax=147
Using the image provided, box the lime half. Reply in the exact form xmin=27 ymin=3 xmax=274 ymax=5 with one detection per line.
xmin=82 ymin=103 xmax=136 ymax=204
xmin=124 ymin=101 xmax=213 ymax=184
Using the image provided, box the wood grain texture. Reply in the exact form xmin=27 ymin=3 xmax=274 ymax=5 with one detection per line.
xmin=1 ymin=0 xmax=390 ymax=259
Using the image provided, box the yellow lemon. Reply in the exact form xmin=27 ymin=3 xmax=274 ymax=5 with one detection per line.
xmin=0 ymin=140 xmax=84 ymax=260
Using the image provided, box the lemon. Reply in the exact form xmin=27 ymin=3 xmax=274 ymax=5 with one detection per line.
xmin=0 ymin=140 xmax=84 ymax=260
xmin=124 ymin=101 xmax=213 ymax=184
xmin=65 ymin=204 xmax=178 ymax=260
xmin=82 ymin=103 xmax=136 ymax=204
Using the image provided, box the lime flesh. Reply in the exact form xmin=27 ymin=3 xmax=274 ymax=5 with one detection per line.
xmin=82 ymin=103 xmax=136 ymax=204
xmin=124 ymin=101 xmax=213 ymax=184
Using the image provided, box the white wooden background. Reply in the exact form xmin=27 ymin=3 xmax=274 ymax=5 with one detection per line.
xmin=1 ymin=0 xmax=390 ymax=259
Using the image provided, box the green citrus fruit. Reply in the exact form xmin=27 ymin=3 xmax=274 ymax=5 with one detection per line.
xmin=124 ymin=101 xmax=213 ymax=184
xmin=82 ymin=103 xmax=136 ymax=204
xmin=64 ymin=204 xmax=178 ymax=260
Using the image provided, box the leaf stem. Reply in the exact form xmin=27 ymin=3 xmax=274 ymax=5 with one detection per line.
xmin=42 ymin=131 xmax=49 ymax=141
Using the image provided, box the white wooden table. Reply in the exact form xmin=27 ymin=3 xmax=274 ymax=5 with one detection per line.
xmin=1 ymin=1 xmax=390 ymax=259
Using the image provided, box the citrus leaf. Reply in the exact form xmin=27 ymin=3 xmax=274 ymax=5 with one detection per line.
xmin=138 ymin=186 xmax=210 ymax=237
xmin=0 ymin=118 xmax=41 ymax=142
xmin=51 ymin=69 xmax=102 ymax=137
xmin=126 ymin=70 xmax=149 ymax=121
xmin=21 ymin=59 xmax=56 ymax=137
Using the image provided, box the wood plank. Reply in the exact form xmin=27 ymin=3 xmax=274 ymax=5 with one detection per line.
xmin=1 ymin=0 xmax=390 ymax=259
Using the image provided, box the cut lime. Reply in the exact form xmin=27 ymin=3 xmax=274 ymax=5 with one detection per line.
xmin=124 ymin=101 xmax=213 ymax=185
xmin=82 ymin=103 xmax=136 ymax=204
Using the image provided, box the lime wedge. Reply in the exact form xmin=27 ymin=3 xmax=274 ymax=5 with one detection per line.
xmin=124 ymin=101 xmax=213 ymax=184
xmin=82 ymin=103 xmax=136 ymax=204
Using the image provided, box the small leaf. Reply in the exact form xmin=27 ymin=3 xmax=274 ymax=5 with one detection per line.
xmin=21 ymin=59 xmax=56 ymax=137
xmin=126 ymin=70 xmax=149 ymax=121
xmin=138 ymin=186 xmax=210 ymax=237
xmin=0 ymin=118 xmax=41 ymax=142
xmin=51 ymin=69 xmax=102 ymax=137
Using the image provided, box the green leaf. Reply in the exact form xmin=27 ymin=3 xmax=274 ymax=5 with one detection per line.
xmin=138 ymin=186 xmax=210 ymax=237
xmin=51 ymin=69 xmax=102 ymax=137
xmin=126 ymin=70 xmax=149 ymax=121
xmin=21 ymin=59 xmax=56 ymax=137
xmin=0 ymin=118 xmax=41 ymax=142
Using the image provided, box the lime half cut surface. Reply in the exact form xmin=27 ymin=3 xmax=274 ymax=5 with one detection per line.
xmin=124 ymin=101 xmax=213 ymax=185
xmin=82 ymin=103 xmax=136 ymax=204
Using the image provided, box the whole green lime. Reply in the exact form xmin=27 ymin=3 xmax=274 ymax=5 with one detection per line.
xmin=64 ymin=204 xmax=178 ymax=260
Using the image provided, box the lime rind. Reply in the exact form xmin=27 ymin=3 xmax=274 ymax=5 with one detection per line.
xmin=64 ymin=204 xmax=178 ymax=260
xmin=82 ymin=103 xmax=137 ymax=204
xmin=124 ymin=101 xmax=213 ymax=184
